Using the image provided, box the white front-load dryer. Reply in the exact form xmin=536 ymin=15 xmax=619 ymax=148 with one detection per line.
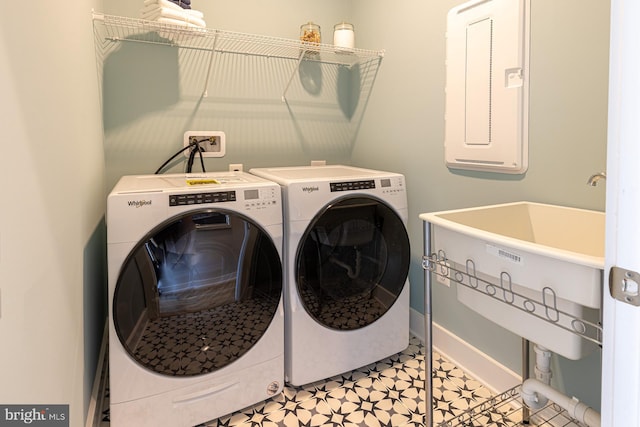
xmin=250 ymin=165 xmax=410 ymax=386
xmin=106 ymin=172 xmax=284 ymax=427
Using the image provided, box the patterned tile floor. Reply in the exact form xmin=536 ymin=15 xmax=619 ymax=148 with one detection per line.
xmin=99 ymin=337 xmax=585 ymax=426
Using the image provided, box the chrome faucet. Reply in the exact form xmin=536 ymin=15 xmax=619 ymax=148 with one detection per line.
xmin=587 ymin=172 xmax=606 ymax=186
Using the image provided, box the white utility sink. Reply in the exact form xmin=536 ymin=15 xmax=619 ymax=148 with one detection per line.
xmin=420 ymin=202 xmax=605 ymax=360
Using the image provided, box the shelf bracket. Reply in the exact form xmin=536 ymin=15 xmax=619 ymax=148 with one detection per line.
xmin=202 ymin=30 xmax=220 ymax=98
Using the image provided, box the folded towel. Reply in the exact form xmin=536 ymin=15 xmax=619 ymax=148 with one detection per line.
xmin=142 ymin=6 xmax=206 ymax=27
xmin=183 ymin=9 xmax=203 ymax=18
xmin=143 ymin=0 xmax=189 ymax=11
xmin=143 ymin=0 xmax=180 ymax=10
xmin=141 ymin=4 xmax=204 ymax=19
xmin=156 ymin=16 xmax=203 ymax=28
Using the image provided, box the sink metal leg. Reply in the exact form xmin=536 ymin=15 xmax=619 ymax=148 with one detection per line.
xmin=522 ymin=338 xmax=530 ymax=424
xmin=423 ymin=221 xmax=434 ymax=427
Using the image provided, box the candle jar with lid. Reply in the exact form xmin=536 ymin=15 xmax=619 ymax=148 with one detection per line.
xmin=333 ymin=22 xmax=355 ymax=51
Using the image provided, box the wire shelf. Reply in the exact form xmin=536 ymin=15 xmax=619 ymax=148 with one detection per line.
xmin=92 ymin=11 xmax=384 ymax=101
xmin=93 ymin=12 xmax=384 ymax=67
xmin=422 ymin=252 xmax=603 ymax=347
xmin=440 ymin=385 xmax=588 ymax=427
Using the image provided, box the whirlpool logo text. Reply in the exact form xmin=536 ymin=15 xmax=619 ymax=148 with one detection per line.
xmin=301 ymin=186 xmax=319 ymax=193
xmin=127 ymin=200 xmax=152 ymax=208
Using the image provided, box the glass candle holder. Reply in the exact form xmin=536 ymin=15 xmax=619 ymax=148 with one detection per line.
xmin=333 ymin=22 xmax=355 ymax=50
xmin=300 ymin=22 xmax=321 ymax=44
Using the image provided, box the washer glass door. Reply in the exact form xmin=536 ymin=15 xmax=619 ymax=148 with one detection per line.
xmin=296 ymin=196 xmax=410 ymax=330
xmin=113 ymin=209 xmax=282 ymax=376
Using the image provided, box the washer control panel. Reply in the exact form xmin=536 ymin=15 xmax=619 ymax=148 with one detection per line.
xmin=169 ymin=186 xmax=279 ymax=210
xmin=379 ymin=177 xmax=405 ymax=195
xmin=243 ymin=186 xmax=279 ymax=210
xmin=329 ymin=177 xmax=405 ymax=194
xmin=169 ymin=191 xmax=236 ymax=206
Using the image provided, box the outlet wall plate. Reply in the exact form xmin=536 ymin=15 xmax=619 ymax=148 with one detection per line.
xmin=183 ymin=131 xmax=226 ymax=158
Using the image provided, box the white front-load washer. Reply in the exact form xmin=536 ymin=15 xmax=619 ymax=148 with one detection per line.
xmin=106 ymin=172 xmax=284 ymax=427
xmin=249 ymin=165 xmax=410 ymax=386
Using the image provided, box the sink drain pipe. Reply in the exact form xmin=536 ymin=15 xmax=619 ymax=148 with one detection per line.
xmin=521 ymin=379 xmax=601 ymax=427
xmin=532 ymin=344 xmax=553 ymax=406
xmin=520 ymin=344 xmax=601 ymax=427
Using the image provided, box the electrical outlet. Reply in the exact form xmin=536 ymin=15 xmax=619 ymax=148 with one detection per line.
xmin=435 ymin=261 xmax=451 ymax=287
xmin=229 ymin=163 xmax=243 ymax=172
xmin=183 ymin=131 xmax=226 ymax=158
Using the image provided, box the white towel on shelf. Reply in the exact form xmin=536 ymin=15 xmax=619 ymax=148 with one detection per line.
xmin=141 ymin=6 xmax=206 ymax=27
xmin=184 ymin=9 xmax=202 ymax=18
xmin=141 ymin=5 xmax=204 ymax=20
xmin=180 ymin=9 xmax=203 ymax=18
xmin=156 ymin=17 xmax=203 ymax=29
xmin=140 ymin=0 xmax=206 ymax=29
xmin=141 ymin=0 xmax=193 ymax=14
xmin=143 ymin=0 xmax=187 ymax=11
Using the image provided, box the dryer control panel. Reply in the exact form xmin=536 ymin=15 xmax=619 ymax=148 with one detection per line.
xmin=330 ymin=180 xmax=375 ymax=192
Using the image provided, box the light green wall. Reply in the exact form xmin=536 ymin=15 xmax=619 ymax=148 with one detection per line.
xmin=0 ymin=1 xmax=105 ymax=425
xmin=99 ymin=0 xmax=609 ymax=414
xmin=352 ymin=0 xmax=609 ymax=410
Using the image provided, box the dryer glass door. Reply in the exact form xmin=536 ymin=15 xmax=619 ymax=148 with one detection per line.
xmin=296 ymin=196 xmax=410 ymax=330
xmin=113 ymin=209 xmax=282 ymax=376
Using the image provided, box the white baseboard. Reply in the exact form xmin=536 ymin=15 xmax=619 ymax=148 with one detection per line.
xmin=410 ymin=308 xmax=520 ymax=394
